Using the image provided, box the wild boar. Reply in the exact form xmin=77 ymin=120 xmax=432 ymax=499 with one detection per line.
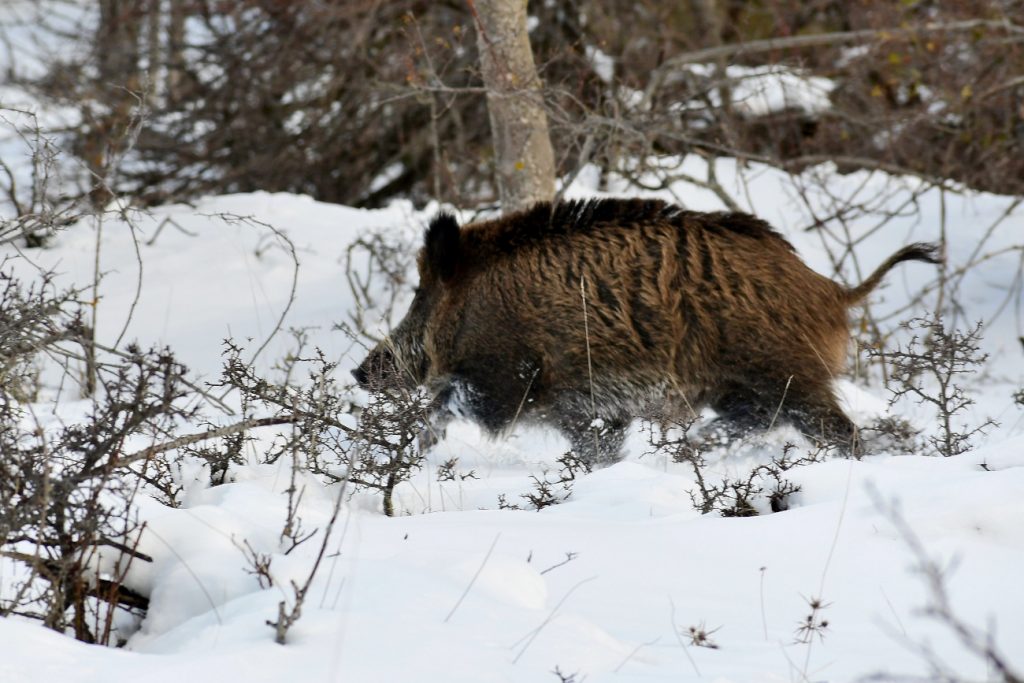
xmin=352 ymin=198 xmax=941 ymax=464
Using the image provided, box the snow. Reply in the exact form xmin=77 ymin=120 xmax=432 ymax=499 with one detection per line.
xmin=2 ymin=162 xmax=1023 ymax=680
xmin=3 ymin=450 xmax=1024 ymax=681
xmin=684 ymin=64 xmax=836 ymax=116
xmin=586 ymin=46 xmax=615 ymax=84
xmin=2 ymin=15 xmax=1024 ymax=680
xmin=0 ymin=1 xmax=93 ymax=81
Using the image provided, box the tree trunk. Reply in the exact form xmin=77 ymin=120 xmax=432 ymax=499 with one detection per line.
xmin=166 ymin=0 xmax=186 ymax=102
xmin=97 ymin=0 xmax=143 ymax=87
xmin=688 ymin=0 xmax=731 ymax=118
xmin=87 ymin=0 xmax=144 ymax=209
xmin=147 ymin=0 xmax=162 ymax=93
xmin=471 ymin=0 xmax=555 ymax=214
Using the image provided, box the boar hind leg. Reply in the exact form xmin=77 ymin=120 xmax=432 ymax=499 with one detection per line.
xmin=556 ymin=407 xmax=630 ymax=467
xmin=710 ymin=381 xmax=861 ymax=456
xmin=780 ymin=392 xmax=861 ymax=458
xmin=709 ymin=385 xmax=776 ymax=440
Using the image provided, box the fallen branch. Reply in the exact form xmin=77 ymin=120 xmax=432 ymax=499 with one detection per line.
xmin=644 ymin=19 xmax=1024 ymax=105
xmin=124 ymin=413 xmax=355 ymax=464
xmin=0 ymin=550 xmax=151 ymax=612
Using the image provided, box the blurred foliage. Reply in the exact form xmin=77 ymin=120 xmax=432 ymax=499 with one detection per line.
xmin=10 ymin=0 xmax=1024 ymax=208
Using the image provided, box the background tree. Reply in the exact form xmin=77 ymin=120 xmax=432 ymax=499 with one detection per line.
xmin=470 ymin=0 xmax=555 ymax=213
xmin=3 ymin=1 xmax=1022 ymax=214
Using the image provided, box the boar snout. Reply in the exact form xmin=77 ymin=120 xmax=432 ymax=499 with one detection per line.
xmin=352 ymin=345 xmax=399 ymax=389
xmin=350 ymin=365 xmax=369 ymax=386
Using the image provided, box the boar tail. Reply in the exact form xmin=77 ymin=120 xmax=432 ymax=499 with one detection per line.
xmin=844 ymin=243 xmax=943 ymax=304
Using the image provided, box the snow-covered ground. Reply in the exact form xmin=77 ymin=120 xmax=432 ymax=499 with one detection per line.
xmin=2 ymin=4 xmax=1023 ymax=675
xmin=2 ymin=153 xmax=1023 ymax=682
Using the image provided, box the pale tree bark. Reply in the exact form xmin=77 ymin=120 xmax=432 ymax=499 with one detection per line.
xmin=688 ymin=0 xmax=732 ymax=123
xmin=470 ymin=0 xmax=555 ymax=214
xmin=147 ymin=0 xmax=160 ymax=83
xmin=85 ymin=0 xmax=143 ymax=210
xmin=166 ymin=0 xmax=186 ymax=101
xmin=688 ymin=0 xmax=722 ymax=46
xmin=97 ymin=0 xmax=142 ymax=86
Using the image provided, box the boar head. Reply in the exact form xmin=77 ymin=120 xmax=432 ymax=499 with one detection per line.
xmin=351 ymin=211 xmax=459 ymax=392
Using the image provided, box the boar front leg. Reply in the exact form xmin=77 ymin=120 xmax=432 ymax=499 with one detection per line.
xmin=417 ymin=382 xmax=459 ymax=452
xmin=417 ymin=405 xmax=452 ymax=452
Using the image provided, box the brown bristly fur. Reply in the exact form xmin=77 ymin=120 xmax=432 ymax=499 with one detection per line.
xmin=355 ymin=198 xmax=942 ymax=464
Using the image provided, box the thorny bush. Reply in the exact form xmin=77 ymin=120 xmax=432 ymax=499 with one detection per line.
xmin=868 ymin=315 xmax=996 ymax=458
xmin=1 ymin=338 xmax=195 ymax=644
xmin=192 ymin=339 xmax=432 ymax=518
xmin=349 ymin=382 xmax=432 ymax=517
xmin=643 ymin=418 xmax=824 ymax=517
xmin=498 ymin=452 xmax=592 ymax=511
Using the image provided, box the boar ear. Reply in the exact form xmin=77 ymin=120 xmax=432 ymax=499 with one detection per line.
xmin=425 ymin=211 xmax=460 ymax=283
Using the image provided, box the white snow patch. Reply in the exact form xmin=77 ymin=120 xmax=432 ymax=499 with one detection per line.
xmin=585 ymin=45 xmax=615 ymax=83
xmin=685 ymin=63 xmax=835 ymax=116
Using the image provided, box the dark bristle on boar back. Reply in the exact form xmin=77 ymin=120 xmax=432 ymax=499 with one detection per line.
xmin=353 ymin=197 xmax=942 ymax=465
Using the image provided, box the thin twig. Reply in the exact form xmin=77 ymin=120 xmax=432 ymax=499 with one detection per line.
xmin=511 ymin=576 xmax=598 ymax=664
xmin=443 ymin=532 xmax=501 ymax=623
xmin=668 ymin=596 xmax=701 ymax=677
xmin=580 ymin=276 xmax=599 ymax=456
